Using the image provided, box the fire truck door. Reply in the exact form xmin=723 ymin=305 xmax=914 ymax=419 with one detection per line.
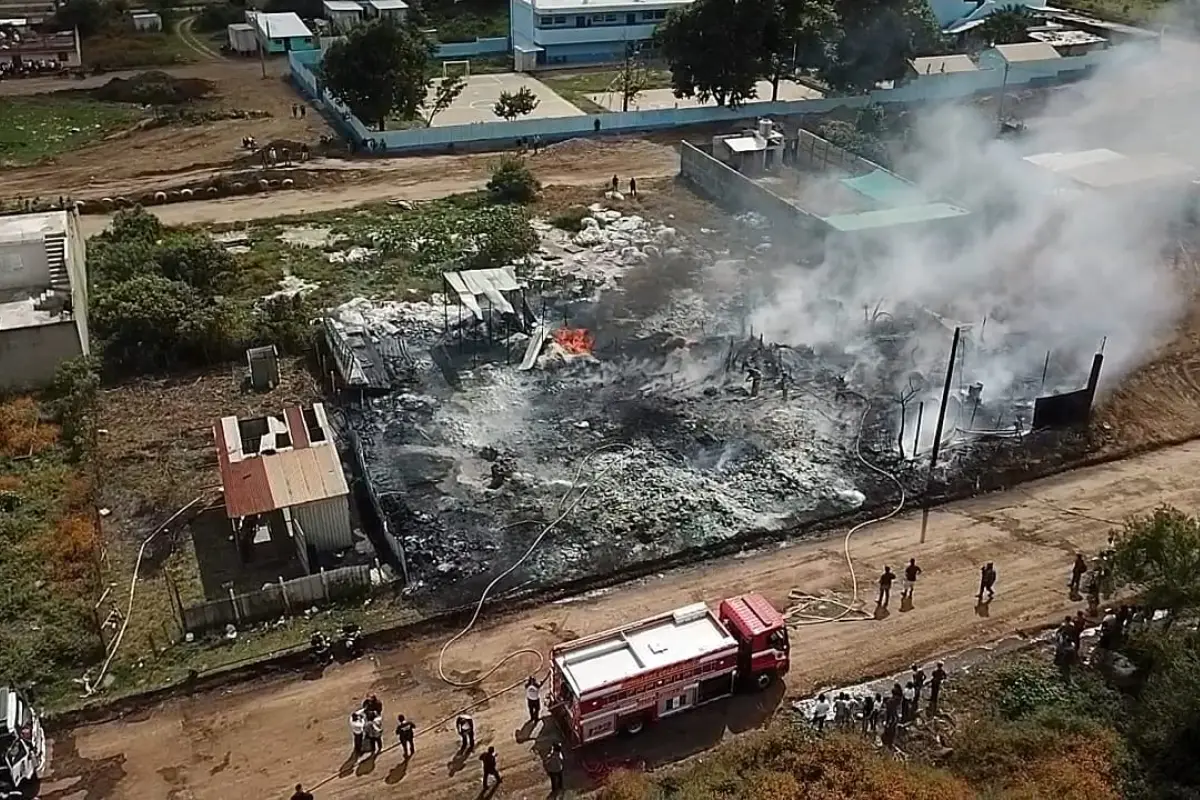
xmin=658 ymin=685 xmax=697 ymax=717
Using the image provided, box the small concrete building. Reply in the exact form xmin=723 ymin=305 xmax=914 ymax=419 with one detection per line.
xmin=322 ymin=0 xmax=363 ymax=31
xmin=362 ymin=0 xmax=408 ymax=21
xmin=247 ymin=11 xmax=318 ymax=53
xmin=0 ymin=25 xmax=82 ymax=68
xmin=131 ymin=11 xmax=162 ymax=31
xmin=907 ymin=54 xmax=978 ymax=77
xmin=214 ymin=403 xmax=353 ymax=572
xmin=227 ymin=22 xmax=258 ymax=54
xmin=0 ymin=210 xmax=89 ymax=392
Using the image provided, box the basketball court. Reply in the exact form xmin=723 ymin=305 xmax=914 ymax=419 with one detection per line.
xmin=586 ymin=79 xmax=824 ymax=112
xmin=427 ymin=68 xmax=585 ymax=127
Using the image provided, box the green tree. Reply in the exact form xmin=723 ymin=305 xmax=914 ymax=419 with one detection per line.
xmin=467 ymin=206 xmax=540 ymax=266
xmin=492 ymin=86 xmax=540 ymax=121
xmin=1111 ymin=506 xmax=1200 ymax=623
xmin=819 ymin=0 xmax=942 ymax=93
xmin=321 ymin=18 xmax=435 ymax=129
xmin=55 ymin=0 xmax=112 ymax=36
xmin=486 ymin=156 xmax=540 ymax=203
xmin=421 ymin=75 xmax=466 ymax=126
xmin=45 ymin=356 xmax=101 ymax=462
xmin=154 ymin=235 xmax=235 ymax=289
xmin=613 ymin=44 xmax=651 ymax=112
xmin=657 ymin=0 xmax=765 ymax=109
xmin=978 ymin=4 xmax=1035 ymax=45
xmin=761 ymin=0 xmax=838 ymax=101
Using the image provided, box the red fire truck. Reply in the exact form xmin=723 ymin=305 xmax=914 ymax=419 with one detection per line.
xmin=549 ymin=593 xmax=790 ymax=746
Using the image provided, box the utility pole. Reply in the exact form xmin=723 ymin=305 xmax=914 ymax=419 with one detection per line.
xmin=996 ymin=61 xmax=1010 ymax=125
xmin=259 ymin=16 xmax=270 ymax=80
xmin=920 ymin=326 xmax=960 ymax=544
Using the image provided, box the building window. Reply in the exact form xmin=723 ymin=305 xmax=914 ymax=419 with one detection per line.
xmin=653 ymin=10 xmax=666 ymax=19
xmin=540 ymin=15 xmax=552 ymax=24
xmin=553 ymin=15 xmax=565 ymax=22
xmin=604 ymin=13 xmax=616 ymax=21
xmin=641 ymin=11 xmax=654 ymax=19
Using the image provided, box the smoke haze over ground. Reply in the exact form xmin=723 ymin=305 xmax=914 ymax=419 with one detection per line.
xmin=747 ymin=38 xmax=1200 ymax=414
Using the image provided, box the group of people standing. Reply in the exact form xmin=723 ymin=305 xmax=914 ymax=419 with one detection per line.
xmin=811 ymin=663 xmax=949 ymax=748
xmin=876 ymin=558 xmax=999 ymax=608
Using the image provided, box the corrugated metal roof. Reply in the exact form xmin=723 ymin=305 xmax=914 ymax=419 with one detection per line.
xmin=823 ymin=202 xmax=971 ymax=232
xmin=215 ymin=404 xmax=348 ymax=518
xmin=445 ymin=267 xmax=519 ymax=320
xmin=993 ymin=41 xmax=1062 ymax=62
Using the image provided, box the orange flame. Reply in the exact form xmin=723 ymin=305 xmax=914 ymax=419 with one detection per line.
xmin=552 ymin=327 xmax=594 ymax=355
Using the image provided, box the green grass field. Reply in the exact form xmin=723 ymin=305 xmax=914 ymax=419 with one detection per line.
xmin=0 ymin=97 xmax=142 ymax=166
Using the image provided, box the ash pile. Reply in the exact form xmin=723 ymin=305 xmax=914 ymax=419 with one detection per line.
xmin=322 ymin=206 xmax=1083 ymax=603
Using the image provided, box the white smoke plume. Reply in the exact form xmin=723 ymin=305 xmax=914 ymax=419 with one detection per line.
xmin=747 ymin=35 xmax=1200 ymax=413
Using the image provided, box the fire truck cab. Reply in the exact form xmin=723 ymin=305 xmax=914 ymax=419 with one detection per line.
xmin=0 ymin=687 xmax=46 ymax=794
xmin=550 ymin=592 xmax=789 ymax=746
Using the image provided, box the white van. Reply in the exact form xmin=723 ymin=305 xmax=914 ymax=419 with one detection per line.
xmin=0 ymin=687 xmax=46 ymax=793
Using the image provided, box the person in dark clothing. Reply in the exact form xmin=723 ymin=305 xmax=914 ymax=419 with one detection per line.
xmin=860 ymin=694 xmax=876 ymax=735
xmin=395 ymin=714 xmax=416 ymax=758
xmin=929 ymin=662 xmax=947 ymax=711
xmin=1116 ymin=604 xmax=1132 ymax=638
xmin=480 ymin=746 xmax=502 ymax=789
xmin=884 ymin=683 xmax=902 ymax=727
xmin=902 ymin=559 xmax=921 ymax=599
xmin=611 ymin=174 xmax=619 ymax=193
xmin=300 ymin=105 xmax=306 ymax=118
xmin=594 ymin=118 xmax=601 ymax=132
xmin=629 ymin=177 xmax=638 ymax=198
xmin=978 ymin=562 xmax=997 ymax=601
xmin=911 ymin=665 xmax=927 ymax=714
xmin=544 ymin=743 xmax=565 ymax=794
xmin=1069 ymin=553 xmax=1088 ymax=593
xmin=877 ymin=566 xmax=895 ymax=607
xmin=363 ymin=695 xmax=383 ymax=716
xmin=291 ymin=784 xmax=314 ymax=800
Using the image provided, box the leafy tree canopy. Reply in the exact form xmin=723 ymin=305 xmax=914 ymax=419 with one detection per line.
xmin=978 ymin=4 xmax=1035 ymax=46
xmin=321 ymin=18 xmax=435 ymax=130
xmin=1111 ymin=505 xmax=1200 ymax=618
xmin=657 ymin=0 xmax=765 ymax=109
xmin=761 ymin=0 xmax=839 ymax=100
xmin=493 ymin=86 xmax=540 ymax=121
xmin=819 ymin=0 xmax=943 ymax=93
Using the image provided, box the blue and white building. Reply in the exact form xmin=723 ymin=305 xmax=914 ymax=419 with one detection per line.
xmin=510 ymin=0 xmax=690 ymax=69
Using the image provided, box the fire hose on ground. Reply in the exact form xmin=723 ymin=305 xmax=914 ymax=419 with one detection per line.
xmin=306 ymin=442 xmax=635 ymax=794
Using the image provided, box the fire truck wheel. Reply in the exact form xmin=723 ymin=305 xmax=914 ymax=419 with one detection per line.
xmin=755 ymin=671 xmax=775 ymax=691
xmin=621 ymin=718 xmax=645 ymax=736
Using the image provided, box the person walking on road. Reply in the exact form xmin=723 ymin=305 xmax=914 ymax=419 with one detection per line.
xmin=978 ymin=562 xmax=997 ymax=602
xmin=544 ymin=743 xmax=565 ymax=795
xmin=1069 ymin=553 xmax=1088 ymax=594
xmin=480 ymin=746 xmax=502 ymax=790
xmin=395 ymin=714 xmax=416 ymax=758
xmin=525 ymin=676 xmax=543 ymax=724
xmin=349 ymin=711 xmax=365 ymax=756
xmin=902 ymin=559 xmax=922 ymax=600
xmin=877 ymin=566 xmax=896 ymax=607
xmin=456 ymin=713 xmax=476 ymax=751
xmin=291 ymin=784 xmax=314 ymax=800
xmin=929 ymin=662 xmax=947 ymax=712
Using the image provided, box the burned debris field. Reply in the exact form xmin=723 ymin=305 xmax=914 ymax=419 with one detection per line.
xmin=323 ymin=199 xmax=1105 ymax=604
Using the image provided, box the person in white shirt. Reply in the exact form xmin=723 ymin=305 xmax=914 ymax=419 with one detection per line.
xmin=349 ymin=711 xmax=365 ymax=756
xmin=812 ymin=693 xmax=831 ymax=732
xmin=525 ymin=676 xmax=543 ymax=725
xmin=365 ymin=711 xmax=384 ymax=756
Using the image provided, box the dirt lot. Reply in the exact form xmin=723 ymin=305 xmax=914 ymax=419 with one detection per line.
xmin=0 ymin=60 xmax=327 ymax=201
xmin=44 ymin=439 xmax=1200 ymax=800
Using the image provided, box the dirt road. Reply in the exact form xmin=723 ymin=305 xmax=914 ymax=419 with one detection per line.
xmin=76 ymin=139 xmax=682 ymax=233
xmin=43 ymin=439 xmax=1200 ymax=800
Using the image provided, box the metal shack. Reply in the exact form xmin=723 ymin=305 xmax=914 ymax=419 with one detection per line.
xmin=214 ymin=403 xmax=353 ymax=571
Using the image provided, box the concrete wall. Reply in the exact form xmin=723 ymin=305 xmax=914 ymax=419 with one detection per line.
xmin=0 ymin=320 xmax=84 ymax=391
xmin=65 ymin=210 xmax=89 ymax=355
xmin=437 ymin=36 xmax=509 ymax=59
xmin=679 ymin=141 xmax=827 ymax=236
xmin=290 ymin=44 xmax=1146 ymax=154
xmin=0 ymin=238 xmax=49 ymax=291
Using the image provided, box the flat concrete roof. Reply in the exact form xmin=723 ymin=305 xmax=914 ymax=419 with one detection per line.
xmin=993 ymin=41 xmax=1062 ymax=62
xmin=909 ymin=54 xmax=978 ymax=74
xmin=364 ymin=0 xmax=408 ymax=8
xmin=823 ymin=202 xmax=971 ymax=232
xmin=254 ymin=11 xmax=312 ymax=38
xmin=322 ymin=0 xmax=362 ymax=10
xmin=0 ymin=210 xmax=67 ymax=244
xmin=1024 ymin=148 xmax=1198 ymax=189
xmin=0 ymin=288 xmax=70 ymax=332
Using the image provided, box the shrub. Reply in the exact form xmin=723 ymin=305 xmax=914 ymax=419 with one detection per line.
xmin=550 ymin=206 xmax=588 ymax=232
xmin=487 ymin=156 xmax=540 ymax=204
